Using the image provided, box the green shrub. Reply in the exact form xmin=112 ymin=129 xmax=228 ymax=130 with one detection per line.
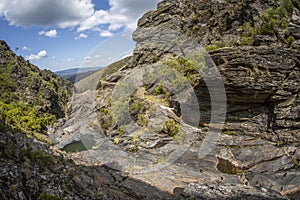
xmin=152 ymin=55 xmax=159 ymax=62
xmin=164 ymin=56 xmax=200 ymax=86
xmin=129 ymin=99 xmax=145 ymax=116
xmin=259 ymin=0 xmax=293 ymax=36
xmin=284 ymin=35 xmax=295 ymax=46
xmin=137 ymin=114 xmax=150 ymax=127
xmin=205 ymin=45 xmax=219 ymax=51
xmin=163 ymin=119 xmax=180 ymax=137
xmin=39 ymin=191 xmax=57 ymax=200
xmin=114 ymin=137 xmax=120 ymax=144
xmin=130 ymin=134 xmax=139 ymax=152
xmin=240 ymin=36 xmax=254 ymax=46
xmin=154 ymin=83 xmax=165 ymax=95
xmin=117 ymin=126 xmax=125 ymax=136
xmin=0 ymin=101 xmax=56 ymax=134
xmin=240 ymin=0 xmax=294 ymax=45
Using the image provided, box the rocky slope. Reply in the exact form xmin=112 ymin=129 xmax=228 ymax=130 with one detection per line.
xmin=0 ymin=125 xmax=177 ymax=199
xmin=90 ymin=0 xmax=299 ymax=199
xmin=0 ymin=40 xmax=73 ymax=136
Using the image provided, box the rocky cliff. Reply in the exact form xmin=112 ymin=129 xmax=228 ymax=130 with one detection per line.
xmin=94 ymin=0 xmax=300 ymax=199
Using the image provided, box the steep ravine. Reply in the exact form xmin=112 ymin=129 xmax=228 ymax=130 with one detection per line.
xmin=0 ymin=42 xmax=177 ymax=199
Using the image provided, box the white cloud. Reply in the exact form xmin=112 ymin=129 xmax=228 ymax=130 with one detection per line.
xmin=0 ymin=0 xmax=93 ymax=28
xmin=78 ymin=0 xmax=161 ymax=33
xmin=22 ymin=46 xmax=31 ymax=51
xmin=27 ymin=50 xmax=48 ymax=61
xmin=99 ymin=30 xmax=113 ymax=37
xmin=77 ymin=10 xmax=108 ymax=32
xmin=84 ymin=56 xmax=92 ymax=63
xmin=75 ymin=33 xmax=88 ymax=40
xmin=0 ymin=0 xmax=161 ymax=37
xmin=39 ymin=29 xmax=58 ymax=38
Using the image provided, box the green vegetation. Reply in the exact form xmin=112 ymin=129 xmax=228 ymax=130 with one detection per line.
xmin=164 ymin=55 xmax=202 ymax=86
xmin=129 ymin=99 xmax=146 ymax=116
xmin=205 ymin=45 xmax=220 ymax=51
xmin=0 ymin=101 xmax=56 ymax=134
xmin=137 ymin=114 xmax=150 ymax=127
xmin=205 ymin=0 xmax=294 ymax=49
xmin=240 ymin=36 xmax=255 ymax=46
xmin=174 ymin=131 xmax=186 ymax=145
xmin=0 ymin=46 xmax=72 ymax=141
xmin=130 ymin=133 xmax=140 ymax=152
xmin=259 ymin=0 xmax=293 ymax=36
xmin=154 ymin=83 xmax=166 ymax=95
xmin=39 ymin=191 xmax=58 ymax=200
xmin=240 ymin=0 xmax=294 ymax=45
xmin=205 ymin=40 xmax=240 ymax=50
xmin=114 ymin=137 xmax=120 ymax=145
xmin=128 ymin=98 xmax=151 ymax=127
xmin=163 ymin=119 xmax=181 ymax=137
xmin=98 ymin=107 xmax=115 ymax=134
xmin=117 ymin=126 xmax=125 ymax=136
xmin=152 ymin=55 xmax=159 ymax=62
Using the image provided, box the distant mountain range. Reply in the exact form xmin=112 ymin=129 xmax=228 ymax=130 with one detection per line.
xmin=55 ymin=66 xmax=103 ymax=83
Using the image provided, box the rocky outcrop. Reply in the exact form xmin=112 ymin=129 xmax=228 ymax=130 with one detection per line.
xmin=91 ymin=0 xmax=300 ymax=199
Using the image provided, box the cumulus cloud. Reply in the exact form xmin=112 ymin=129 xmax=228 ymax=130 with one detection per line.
xmin=27 ymin=50 xmax=48 ymax=61
xmin=39 ymin=29 xmax=58 ymax=38
xmin=0 ymin=0 xmax=161 ymax=37
xmin=99 ymin=30 xmax=113 ymax=37
xmin=78 ymin=0 xmax=161 ymax=33
xmin=0 ymin=0 xmax=93 ymax=28
xmin=75 ymin=33 xmax=88 ymax=40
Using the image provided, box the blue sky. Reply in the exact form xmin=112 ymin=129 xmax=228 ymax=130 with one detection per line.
xmin=0 ymin=0 xmax=161 ymax=71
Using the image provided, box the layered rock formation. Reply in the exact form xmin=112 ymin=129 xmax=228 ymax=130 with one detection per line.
xmin=93 ymin=0 xmax=300 ymax=199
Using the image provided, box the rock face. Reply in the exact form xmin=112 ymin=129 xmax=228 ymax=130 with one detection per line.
xmin=92 ymin=0 xmax=300 ymax=199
